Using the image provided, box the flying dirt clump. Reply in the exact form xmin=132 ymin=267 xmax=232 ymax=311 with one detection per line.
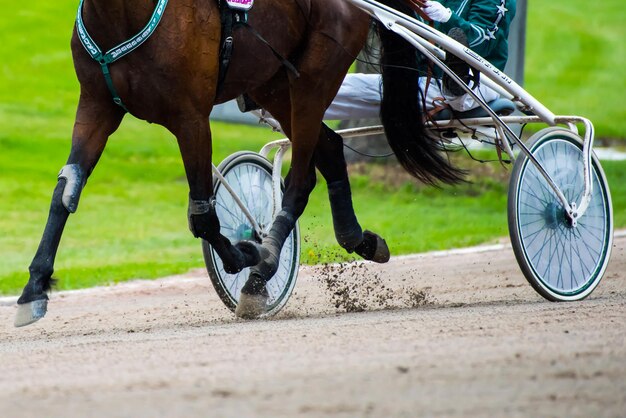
xmin=318 ymin=261 xmax=434 ymax=313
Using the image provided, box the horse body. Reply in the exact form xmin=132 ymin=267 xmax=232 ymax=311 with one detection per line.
xmin=216 ymin=1 xmax=370 ymax=104
xmin=73 ymin=0 xmax=218 ymax=125
xmin=16 ymin=0 xmax=458 ymax=325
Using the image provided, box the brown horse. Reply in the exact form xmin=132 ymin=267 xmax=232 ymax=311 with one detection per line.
xmin=15 ymin=0 xmax=462 ymax=326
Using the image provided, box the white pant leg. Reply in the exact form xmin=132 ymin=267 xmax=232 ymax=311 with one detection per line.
xmin=324 ymin=73 xmax=501 ymax=121
xmin=324 ymin=73 xmax=382 ymax=120
xmin=419 ymin=78 xmax=445 ymax=111
xmin=418 ymin=77 xmax=500 ymax=112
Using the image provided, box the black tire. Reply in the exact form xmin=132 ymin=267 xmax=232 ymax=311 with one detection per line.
xmin=508 ymin=128 xmax=613 ymax=301
xmin=202 ymin=151 xmax=300 ymax=316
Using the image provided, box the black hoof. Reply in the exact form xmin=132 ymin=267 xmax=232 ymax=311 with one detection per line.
xmin=354 ymin=230 xmax=390 ymax=263
xmin=222 ymin=241 xmax=264 ymax=274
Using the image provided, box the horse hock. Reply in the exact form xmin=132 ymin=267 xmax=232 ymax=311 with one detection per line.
xmin=328 ymin=178 xmax=363 ymax=250
xmin=187 ymin=197 xmax=261 ymax=274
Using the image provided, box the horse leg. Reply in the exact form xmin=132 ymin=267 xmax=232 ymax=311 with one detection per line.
xmin=246 ymin=76 xmax=388 ymax=263
xmin=15 ymin=96 xmax=124 ymax=327
xmin=169 ymin=117 xmax=262 ymax=276
xmin=236 ymin=41 xmax=367 ymax=318
xmin=315 ymin=125 xmax=390 ymax=263
xmin=229 ymin=77 xmax=318 ymax=317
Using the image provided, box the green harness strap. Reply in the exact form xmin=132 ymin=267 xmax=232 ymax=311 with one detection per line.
xmin=75 ymin=0 xmax=169 ymax=112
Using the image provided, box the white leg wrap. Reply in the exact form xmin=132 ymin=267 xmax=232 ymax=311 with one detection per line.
xmin=58 ymin=164 xmax=85 ymax=213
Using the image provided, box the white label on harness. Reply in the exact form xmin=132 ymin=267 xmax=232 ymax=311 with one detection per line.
xmin=226 ymin=0 xmax=254 ymax=11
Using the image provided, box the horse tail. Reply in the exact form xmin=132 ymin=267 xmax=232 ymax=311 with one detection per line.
xmin=376 ymin=0 xmax=465 ymax=185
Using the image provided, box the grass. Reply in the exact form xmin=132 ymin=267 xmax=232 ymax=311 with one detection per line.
xmin=3 ymin=140 xmax=625 ymax=296
xmin=0 ymin=121 xmax=284 ymax=294
xmin=525 ymin=0 xmax=626 ymax=138
xmin=0 ymin=0 xmax=625 ymax=295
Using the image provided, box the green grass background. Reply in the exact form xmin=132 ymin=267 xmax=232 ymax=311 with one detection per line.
xmin=0 ymin=0 xmax=624 ymax=294
xmin=525 ymin=1 xmax=626 ymax=138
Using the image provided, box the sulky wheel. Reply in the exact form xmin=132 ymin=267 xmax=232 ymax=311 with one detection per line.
xmin=202 ymin=151 xmax=300 ymax=316
xmin=508 ymin=127 xmax=613 ymax=301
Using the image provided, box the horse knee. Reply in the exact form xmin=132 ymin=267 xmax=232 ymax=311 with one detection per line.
xmin=327 ymin=178 xmax=363 ymax=250
xmin=45 ymin=164 xmax=85 ymax=216
xmin=283 ymin=167 xmax=316 ymax=217
xmin=57 ymin=164 xmax=86 ymax=213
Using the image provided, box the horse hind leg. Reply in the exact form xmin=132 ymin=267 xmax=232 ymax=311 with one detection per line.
xmin=15 ymin=96 xmax=125 ymax=327
xmin=316 ymin=125 xmax=390 ymax=263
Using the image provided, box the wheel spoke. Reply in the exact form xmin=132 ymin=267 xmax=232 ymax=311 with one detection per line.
xmin=216 ymin=199 xmax=243 ymax=227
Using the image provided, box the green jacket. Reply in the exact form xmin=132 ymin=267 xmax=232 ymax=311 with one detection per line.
xmin=437 ymin=0 xmax=517 ymax=71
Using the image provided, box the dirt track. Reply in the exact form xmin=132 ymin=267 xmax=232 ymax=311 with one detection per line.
xmin=1 ymin=235 xmax=625 ymax=418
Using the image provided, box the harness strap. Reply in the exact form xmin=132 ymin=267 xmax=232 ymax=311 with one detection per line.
xmin=419 ymin=17 xmax=437 ymax=124
xmin=404 ymin=0 xmax=433 ymax=22
xmin=425 ymin=96 xmax=451 ymax=124
xmin=75 ymin=0 xmax=169 ymax=112
xmin=100 ymin=61 xmax=129 ymax=112
xmin=240 ymin=22 xmax=300 ymax=79
xmin=216 ymin=2 xmax=237 ymax=95
xmin=216 ymin=2 xmax=300 ymax=97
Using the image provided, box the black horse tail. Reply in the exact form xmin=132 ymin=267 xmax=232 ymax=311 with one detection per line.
xmin=376 ymin=0 xmax=465 ymax=185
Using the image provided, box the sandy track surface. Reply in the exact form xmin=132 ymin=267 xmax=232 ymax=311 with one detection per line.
xmin=1 ymin=236 xmax=625 ymax=418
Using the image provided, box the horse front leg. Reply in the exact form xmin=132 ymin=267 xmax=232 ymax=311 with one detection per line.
xmin=170 ymin=118 xmax=262 ymax=276
xmin=15 ymin=96 xmax=124 ymax=327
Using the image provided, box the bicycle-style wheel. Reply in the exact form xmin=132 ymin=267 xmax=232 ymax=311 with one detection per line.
xmin=202 ymin=151 xmax=300 ymax=316
xmin=508 ymin=128 xmax=613 ymax=301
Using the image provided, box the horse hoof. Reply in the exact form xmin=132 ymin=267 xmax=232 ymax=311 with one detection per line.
xmin=235 ymin=292 xmax=269 ymax=320
xmin=355 ymin=230 xmax=390 ymax=263
xmin=369 ymin=231 xmax=391 ymax=263
xmin=14 ymin=299 xmax=48 ymax=328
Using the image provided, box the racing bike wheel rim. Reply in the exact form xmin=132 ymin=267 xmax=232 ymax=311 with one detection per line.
xmin=513 ymin=133 xmax=611 ymax=298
